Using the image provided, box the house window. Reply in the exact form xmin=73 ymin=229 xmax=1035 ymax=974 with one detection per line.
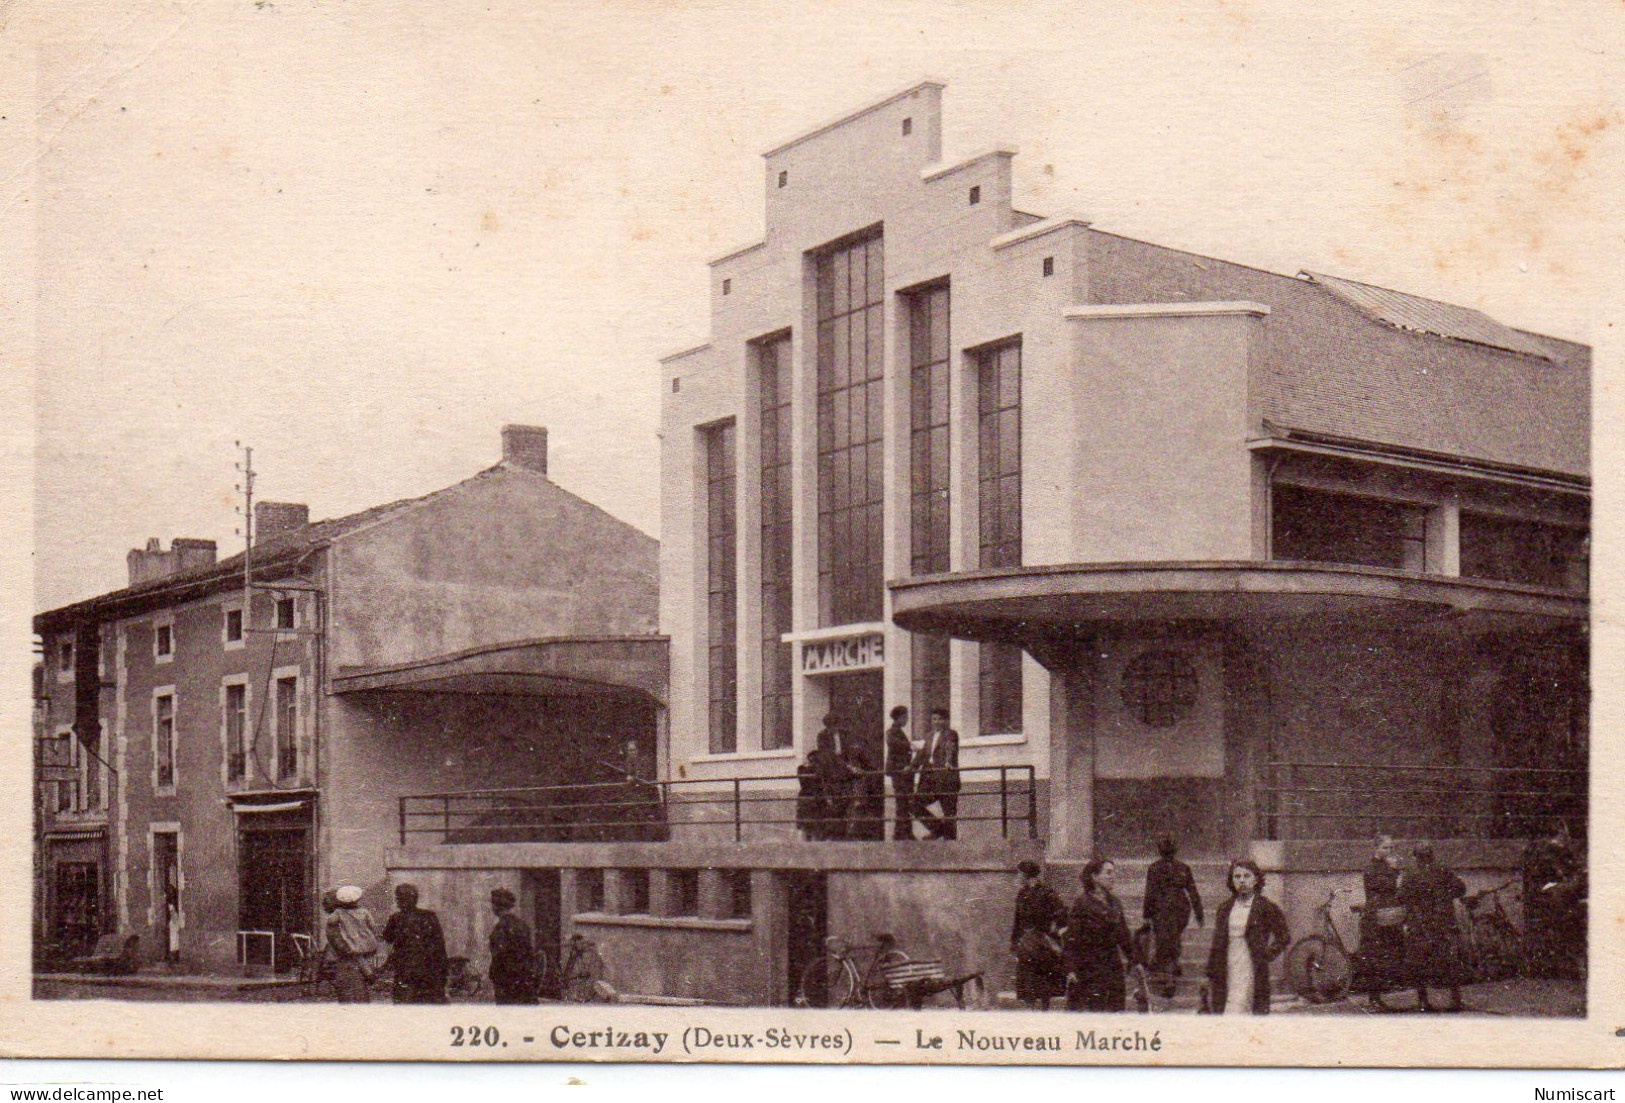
xmin=1460 ymin=512 xmax=1588 ymax=592
xmin=78 ymin=725 xmax=102 ymax=811
xmin=815 ymin=230 xmax=885 ymax=626
xmin=758 ymin=335 xmax=794 ymax=751
xmin=224 ymin=682 xmax=248 ymax=784
xmin=223 ymin=606 xmax=244 ymax=646
xmin=57 ymin=639 xmax=74 ymax=676
xmin=1121 ymin=649 xmax=1200 ymax=728
xmin=275 ymin=676 xmax=299 ymax=780
xmin=976 ymin=340 xmax=1023 ymax=735
xmin=576 ymin=868 xmax=605 ymax=913
xmin=154 ymin=621 xmax=174 ymax=662
xmin=703 ymin=420 xmax=738 ymax=754
xmin=726 ymin=869 xmax=753 ymax=919
xmin=154 ymin=692 xmax=176 ymax=790
xmin=907 ymin=282 xmax=952 ymax=724
xmin=274 ymin=597 xmax=296 ymax=631
xmin=669 ymin=869 xmax=701 ymax=917
xmin=1271 ymin=484 xmax=1428 ymax=571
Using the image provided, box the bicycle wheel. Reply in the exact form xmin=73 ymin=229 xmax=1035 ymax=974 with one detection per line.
xmin=564 ymin=945 xmax=605 ymax=1002
xmin=863 ymin=949 xmax=912 ymax=1009
xmin=1472 ymin=917 xmax=1522 ymax=982
xmin=1285 ymin=937 xmax=1352 ymax=1003
xmin=534 ymin=948 xmax=560 ymax=1001
xmin=796 ymin=955 xmax=856 ymax=1009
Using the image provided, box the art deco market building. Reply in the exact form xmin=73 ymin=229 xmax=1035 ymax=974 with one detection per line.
xmin=389 ymin=80 xmax=1587 ymax=1006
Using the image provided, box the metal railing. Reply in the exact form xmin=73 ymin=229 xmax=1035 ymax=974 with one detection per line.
xmin=1258 ymin=759 xmax=1587 ymax=841
xmin=399 ymin=765 xmax=1040 ymax=846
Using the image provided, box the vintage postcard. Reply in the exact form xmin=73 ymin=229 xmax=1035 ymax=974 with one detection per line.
xmin=3 ymin=0 xmax=1621 ymax=1071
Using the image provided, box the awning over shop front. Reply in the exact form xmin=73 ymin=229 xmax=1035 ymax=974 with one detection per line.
xmin=889 ymin=561 xmax=1586 ymax=649
xmin=331 ymin=636 xmax=669 ymax=706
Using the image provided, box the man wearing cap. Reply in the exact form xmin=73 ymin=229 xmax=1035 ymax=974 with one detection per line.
xmin=381 ymin=883 xmax=449 ymax=1004
xmin=327 ymin=885 xmax=380 ymax=1004
xmin=488 ymin=888 xmax=539 ymax=1005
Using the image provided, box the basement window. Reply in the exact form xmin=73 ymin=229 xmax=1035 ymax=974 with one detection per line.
xmin=576 ymin=868 xmax=605 ymax=913
xmin=622 ymin=869 xmax=651 ymax=915
xmin=725 ymin=870 xmax=753 ymax=919
xmin=669 ymin=869 xmax=700 ymax=917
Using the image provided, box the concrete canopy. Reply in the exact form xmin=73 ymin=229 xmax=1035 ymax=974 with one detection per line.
xmin=889 ymin=561 xmax=1585 ymax=654
xmin=331 ymin=636 xmax=668 ymax=705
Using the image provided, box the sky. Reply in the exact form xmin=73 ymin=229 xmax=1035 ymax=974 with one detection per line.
xmin=17 ymin=0 xmax=1625 ymax=610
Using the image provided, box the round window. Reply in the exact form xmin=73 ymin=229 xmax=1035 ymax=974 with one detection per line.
xmin=1120 ymin=649 xmax=1199 ymax=728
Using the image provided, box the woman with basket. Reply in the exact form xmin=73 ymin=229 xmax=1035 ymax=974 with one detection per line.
xmin=1010 ymin=860 xmax=1066 ymax=1010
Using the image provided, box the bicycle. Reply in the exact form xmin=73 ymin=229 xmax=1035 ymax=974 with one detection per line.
xmin=446 ymin=955 xmax=486 ymax=1000
xmin=1466 ymin=879 xmax=1523 ymax=982
xmin=540 ymin=932 xmax=607 ymax=1002
xmin=1284 ymin=888 xmax=1356 ymax=1003
xmin=794 ymin=933 xmax=911 ymax=1009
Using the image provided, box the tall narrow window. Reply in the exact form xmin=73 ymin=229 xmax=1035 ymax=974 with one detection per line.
xmin=224 ymin=682 xmax=247 ymax=784
xmin=81 ymin=726 xmax=101 ymax=811
xmin=758 ymin=335 xmax=794 ymax=751
xmin=815 ymin=231 xmax=885 ymax=626
xmin=275 ymin=676 xmax=299 ymax=780
xmin=154 ymin=693 xmax=176 ymax=789
xmin=907 ymin=283 xmax=952 ymax=725
xmin=977 ymin=341 xmax=1023 ymax=735
xmin=704 ymin=420 xmax=738 ymax=754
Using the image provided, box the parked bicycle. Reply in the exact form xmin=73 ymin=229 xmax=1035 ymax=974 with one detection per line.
xmin=795 ymin=933 xmax=911 ymax=1009
xmin=1284 ymin=888 xmax=1357 ymax=1003
xmin=1466 ymin=878 xmax=1523 ymax=982
xmin=536 ymin=932 xmax=608 ymax=1002
xmin=446 ymin=955 xmax=485 ymax=1000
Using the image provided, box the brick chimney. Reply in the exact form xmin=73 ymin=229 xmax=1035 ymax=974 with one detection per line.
xmin=172 ymin=538 xmax=217 ymax=573
xmin=501 ymin=424 xmax=548 ymax=475
xmin=127 ymin=536 xmax=217 ymax=585
xmin=254 ymin=501 xmax=310 ymax=543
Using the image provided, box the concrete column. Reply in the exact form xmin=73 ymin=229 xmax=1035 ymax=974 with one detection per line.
xmin=1040 ymin=646 xmax=1095 ymax=861
xmin=1430 ymin=490 xmax=1461 ymax=576
xmin=604 ymin=868 xmax=635 ymax=915
xmin=698 ymin=868 xmax=730 ymax=920
xmin=650 ymin=868 xmax=677 ymax=916
xmin=755 ymin=870 xmax=789 ymax=1006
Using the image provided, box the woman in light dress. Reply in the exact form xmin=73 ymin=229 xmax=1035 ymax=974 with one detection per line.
xmin=1205 ymin=859 xmax=1291 ymax=1015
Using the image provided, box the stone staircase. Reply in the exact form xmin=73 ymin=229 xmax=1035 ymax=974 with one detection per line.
xmin=1047 ymin=857 xmax=1231 ymax=1012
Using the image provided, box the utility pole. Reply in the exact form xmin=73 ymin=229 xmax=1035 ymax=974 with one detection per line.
xmin=234 ymin=442 xmax=255 ymax=621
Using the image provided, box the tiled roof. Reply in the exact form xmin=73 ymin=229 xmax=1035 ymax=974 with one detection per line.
xmin=1301 ymin=271 xmax=1558 ymax=362
xmin=36 ymin=466 xmax=510 ymax=626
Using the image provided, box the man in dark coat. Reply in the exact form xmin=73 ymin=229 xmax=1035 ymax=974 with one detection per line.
xmin=842 ymin=713 xmax=886 ymax=841
xmin=381 ymin=883 xmax=449 ymax=1004
xmin=1398 ymin=842 xmax=1467 ymax=1012
xmin=809 ymin=718 xmax=852 ymax=840
xmin=1358 ymin=835 xmax=1404 ymax=1010
xmin=1010 ymin=859 xmax=1066 ymax=1009
xmin=1143 ymin=837 xmax=1204 ymax=980
xmin=487 ymin=887 xmax=538 ymax=1005
xmin=884 ymin=706 xmax=918 ymax=841
xmin=912 ymin=708 xmax=960 ymax=840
